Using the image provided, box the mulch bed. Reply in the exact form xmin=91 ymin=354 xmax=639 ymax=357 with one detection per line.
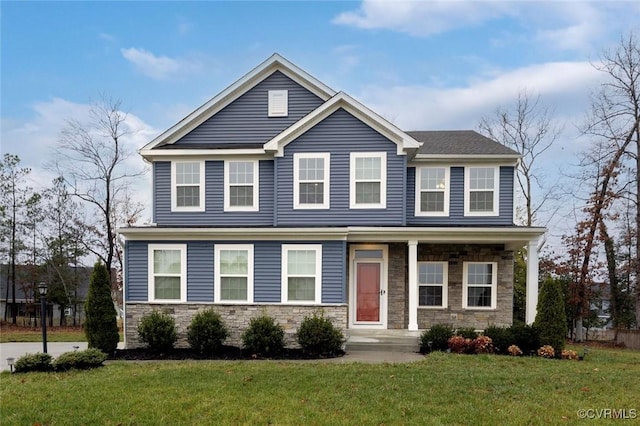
xmin=108 ymin=346 xmax=344 ymax=361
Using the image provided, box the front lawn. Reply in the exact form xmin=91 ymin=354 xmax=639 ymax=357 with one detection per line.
xmin=0 ymin=325 xmax=87 ymax=343
xmin=1 ymin=347 xmax=638 ymax=425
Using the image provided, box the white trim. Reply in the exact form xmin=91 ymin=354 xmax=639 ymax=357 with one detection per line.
xmin=142 ymin=149 xmax=268 ymax=162
xmin=413 ymin=154 xmax=520 ymax=163
xmin=525 ymin=239 xmax=540 ymax=324
xmin=214 ymin=244 xmax=254 ymax=303
xmin=293 ymin=153 xmax=330 ymax=209
xmin=407 ymin=241 xmax=418 ymax=331
xmin=139 ymin=53 xmax=335 ymax=157
xmin=171 ymin=161 xmax=205 ymax=212
xmin=148 ymin=244 xmax=187 ymax=303
xmin=281 ymin=244 xmax=322 ymax=304
xmin=415 ymin=166 xmax=450 ymax=217
xmin=264 ymin=92 xmax=421 ymax=157
xmin=417 ymin=261 xmax=449 ymax=309
xmin=462 ymin=261 xmax=498 ymax=310
xmin=268 ymin=90 xmax=288 ymax=117
xmin=464 ymin=166 xmax=500 ymax=217
xmin=350 ymin=152 xmax=387 ymax=209
xmin=224 ymin=160 xmax=259 ymax=212
xmin=349 ymin=244 xmax=388 ymax=329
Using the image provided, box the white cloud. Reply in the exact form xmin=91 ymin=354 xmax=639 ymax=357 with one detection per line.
xmin=333 ymin=1 xmax=513 ymax=37
xmin=121 ymin=47 xmax=200 ymax=80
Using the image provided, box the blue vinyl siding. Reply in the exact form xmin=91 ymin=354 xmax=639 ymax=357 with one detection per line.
xmin=124 ymin=240 xmax=346 ymax=304
xmin=407 ymin=166 xmax=514 ymax=225
xmin=276 ymin=108 xmax=405 ymax=226
xmin=154 ymin=160 xmax=274 ymax=226
xmin=173 ymin=71 xmax=324 ymax=146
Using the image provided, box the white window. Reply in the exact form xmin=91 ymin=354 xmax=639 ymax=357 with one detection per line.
xmin=224 ymin=160 xmax=259 ymax=211
xmin=148 ymin=244 xmax=187 ymax=302
xmin=293 ymin=153 xmax=330 ymax=209
xmin=171 ymin=161 xmax=205 ymax=212
xmin=281 ymin=244 xmax=322 ymax=304
xmin=350 ymin=152 xmax=387 ymax=209
xmin=465 ymin=166 xmax=499 ymax=216
xmin=462 ymin=262 xmax=498 ymax=309
xmin=416 ymin=167 xmax=449 ymax=216
xmin=214 ymin=245 xmax=254 ymax=303
xmin=268 ymin=90 xmax=288 ymax=117
xmin=418 ymin=262 xmax=448 ymax=308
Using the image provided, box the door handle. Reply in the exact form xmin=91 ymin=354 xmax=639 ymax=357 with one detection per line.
xmin=380 ymin=289 xmax=386 ymax=296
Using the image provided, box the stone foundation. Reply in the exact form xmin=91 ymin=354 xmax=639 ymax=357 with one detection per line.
xmin=124 ymin=303 xmax=348 ymax=349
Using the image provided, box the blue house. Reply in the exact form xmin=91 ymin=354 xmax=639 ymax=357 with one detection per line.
xmin=120 ymin=54 xmax=545 ymax=348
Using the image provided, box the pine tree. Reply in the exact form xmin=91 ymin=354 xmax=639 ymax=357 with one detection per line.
xmin=534 ymin=277 xmax=567 ymax=354
xmin=85 ymin=262 xmax=119 ymax=353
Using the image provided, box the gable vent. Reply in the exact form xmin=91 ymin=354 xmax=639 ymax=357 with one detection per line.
xmin=268 ymin=90 xmax=288 ymax=117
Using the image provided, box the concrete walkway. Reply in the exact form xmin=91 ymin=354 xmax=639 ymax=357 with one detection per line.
xmin=0 ymin=342 xmax=424 ymax=371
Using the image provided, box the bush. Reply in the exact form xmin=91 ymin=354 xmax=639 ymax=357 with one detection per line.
xmin=138 ymin=310 xmax=177 ymax=353
xmin=534 ymin=277 xmax=567 ymax=354
xmin=483 ymin=325 xmax=512 ymax=354
xmin=561 ymin=349 xmax=579 ymax=360
xmin=507 ymin=345 xmax=523 ymax=356
xmin=456 ymin=327 xmax=478 ymax=339
xmin=187 ymin=309 xmax=229 ymax=354
xmin=241 ymin=314 xmax=285 ymax=357
xmin=14 ymin=353 xmax=53 ymax=373
xmin=448 ymin=335 xmax=472 ymax=354
xmin=510 ymin=323 xmax=540 ymax=354
xmin=420 ymin=324 xmax=454 ymax=352
xmin=53 ymin=348 xmax=107 ymax=371
xmin=84 ymin=262 xmax=120 ymax=354
xmin=537 ymin=345 xmax=555 ymax=359
xmin=472 ymin=335 xmax=494 ymax=354
xmin=296 ymin=311 xmax=345 ymax=357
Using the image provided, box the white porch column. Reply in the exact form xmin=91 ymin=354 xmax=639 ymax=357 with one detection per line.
xmin=525 ymin=239 xmax=540 ymax=325
xmin=408 ymin=240 xmax=419 ymax=331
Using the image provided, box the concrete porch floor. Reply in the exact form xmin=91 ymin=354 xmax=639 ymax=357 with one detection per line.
xmin=345 ymin=329 xmax=422 ymax=353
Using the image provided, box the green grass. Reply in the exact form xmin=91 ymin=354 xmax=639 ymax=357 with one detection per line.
xmin=0 ymin=325 xmax=123 ymax=343
xmin=1 ymin=347 xmax=638 ymax=425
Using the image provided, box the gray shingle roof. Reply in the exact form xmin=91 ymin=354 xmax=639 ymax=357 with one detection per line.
xmin=408 ymin=130 xmax=519 ymax=156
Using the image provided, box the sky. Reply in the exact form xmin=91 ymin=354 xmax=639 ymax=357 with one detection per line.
xmin=1 ymin=0 xmax=639 ymax=247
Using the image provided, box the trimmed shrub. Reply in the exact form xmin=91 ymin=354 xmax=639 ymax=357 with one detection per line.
xmin=84 ymin=262 xmax=120 ymax=354
xmin=456 ymin=327 xmax=478 ymax=339
xmin=483 ymin=325 xmax=512 ymax=354
xmin=420 ymin=324 xmax=455 ymax=352
xmin=296 ymin=311 xmax=345 ymax=357
xmin=187 ymin=309 xmax=229 ymax=354
xmin=53 ymin=348 xmax=107 ymax=371
xmin=242 ymin=314 xmax=285 ymax=357
xmin=507 ymin=345 xmax=523 ymax=356
xmin=534 ymin=277 xmax=567 ymax=354
xmin=138 ymin=310 xmax=177 ymax=353
xmin=510 ymin=323 xmax=540 ymax=354
xmin=14 ymin=353 xmax=53 ymax=373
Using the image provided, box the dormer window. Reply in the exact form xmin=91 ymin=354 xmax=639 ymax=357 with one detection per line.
xmin=268 ymin=90 xmax=288 ymax=117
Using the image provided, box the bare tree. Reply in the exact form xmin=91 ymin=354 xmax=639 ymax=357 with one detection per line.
xmin=580 ymin=32 xmax=640 ymax=329
xmin=53 ymin=97 xmax=146 ymax=283
xmin=479 ymin=90 xmax=561 ymax=227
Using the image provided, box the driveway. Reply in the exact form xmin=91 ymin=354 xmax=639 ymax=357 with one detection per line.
xmin=0 ymin=342 xmax=91 ymax=372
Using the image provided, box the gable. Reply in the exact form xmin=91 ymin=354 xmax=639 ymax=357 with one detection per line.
xmin=173 ymin=71 xmax=324 ymax=147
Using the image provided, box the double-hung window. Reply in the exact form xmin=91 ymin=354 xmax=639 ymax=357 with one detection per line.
xmin=224 ymin=160 xmax=259 ymax=211
xmin=148 ymin=244 xmax=187 ymax=302
xmin=463 ymin=262 xmax=497 ymax=309
xmin=416 ymin=167 xmax=449 ymax=216
xmin=215 ymin=245 xmax=254 ymax=303
xmin=294 ymin=153 xmax=330 ymax=209
xmin=281 ymin=244 xmax=322 ymax=304
xmin=350 ymin=152 xmax=387 ymax=208
xmin=465 ymin=166 xmax=499 ymax=216
xmin=172 ymin=161 xmax=205 ymax=212
xmin=418 ymin=262 xmax=448 ymax=308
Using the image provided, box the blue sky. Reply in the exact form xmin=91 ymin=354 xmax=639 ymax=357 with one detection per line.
xmin=1 ymin=1 xmax=639 ymax=237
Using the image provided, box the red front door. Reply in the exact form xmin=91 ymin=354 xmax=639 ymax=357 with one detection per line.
xmin=356 ymin=263 xmax=381 ymax=322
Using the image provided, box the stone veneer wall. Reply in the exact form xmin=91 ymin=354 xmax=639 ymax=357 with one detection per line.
xmin=125 ymin=304 xmax=348 ymax=349
xmin=387 ymin=243 xmax=408 ymax=329
xmin=415 ymin=244 xmax=514 ymax=330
